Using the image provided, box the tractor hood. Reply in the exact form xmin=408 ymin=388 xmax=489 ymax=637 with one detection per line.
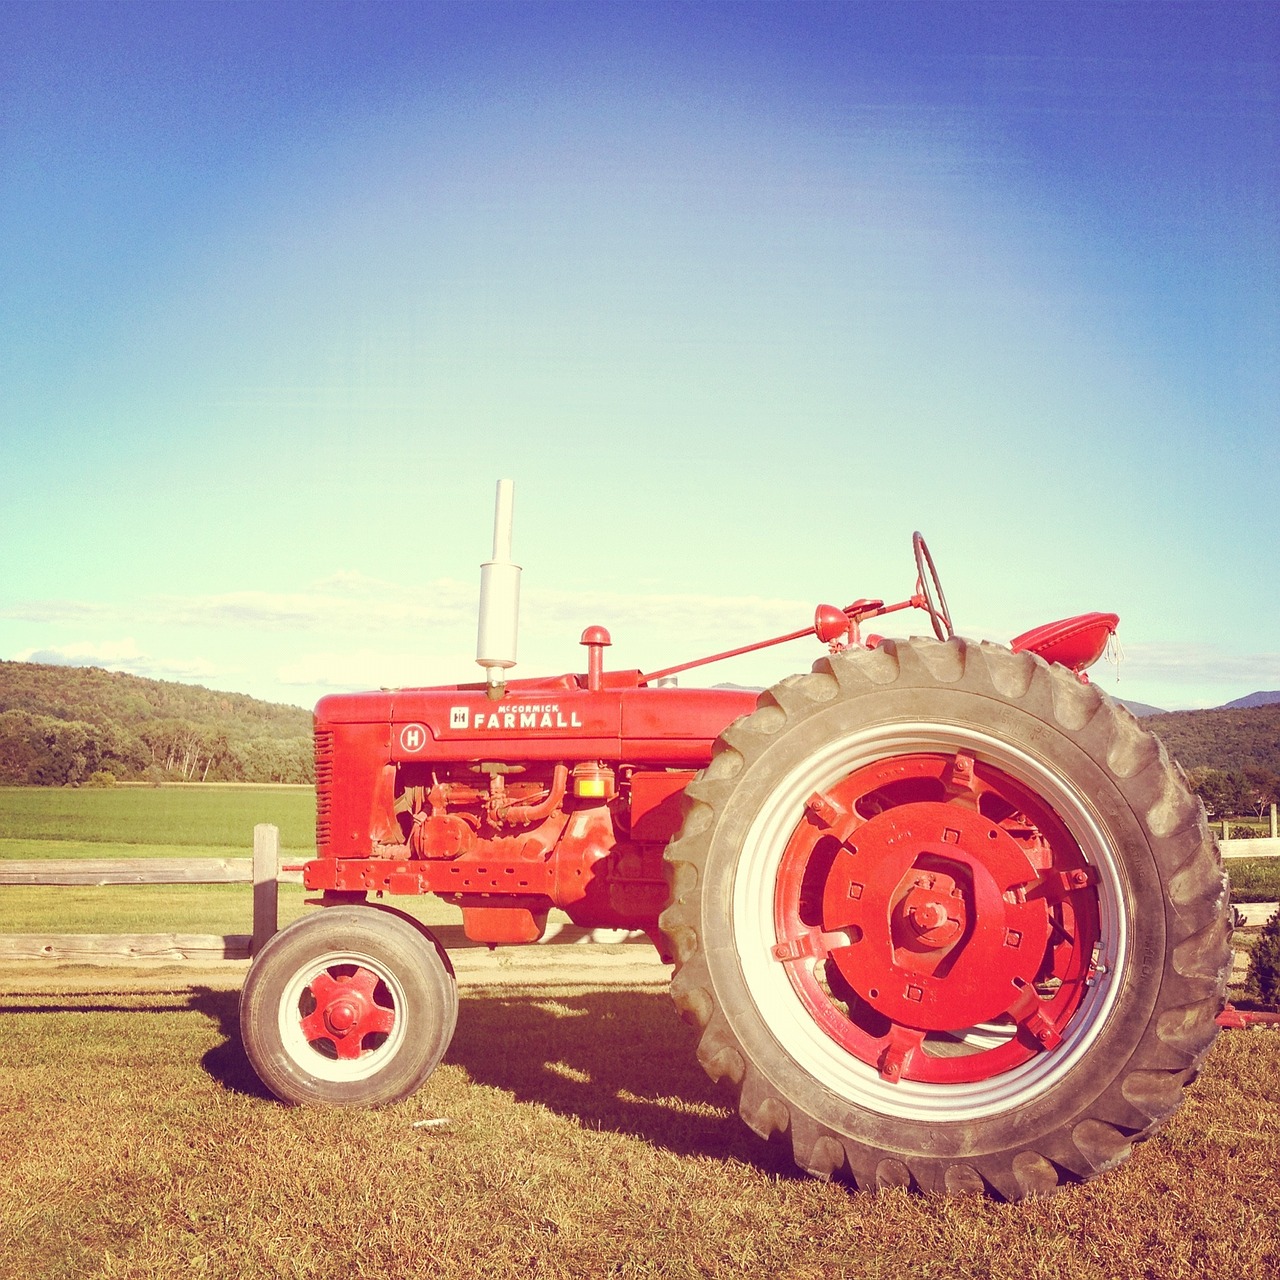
xmin=315 ymin=673 xmax=761 ymax=768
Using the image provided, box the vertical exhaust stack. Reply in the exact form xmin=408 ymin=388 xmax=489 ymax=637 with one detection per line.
xmin=476 ymin=479 xmax=521 ymax=699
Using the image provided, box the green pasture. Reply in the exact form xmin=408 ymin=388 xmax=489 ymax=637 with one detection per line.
xmin=0 ymin=784 xmax=315 ymax=935
xmin=1 ymin=883 xmax=314 ymax=934
xmin=0 ymin=882 xmax=462 ymax=934
xmin=1222 ymin=857 xmax=1280 ymax=903
xmin=0 ymin=785 xmax=1278 ymax=937
xmin=0 ymin=785 xmax=459 ymax=935
xmin=0 ymin=782 xmax=314 ymax=851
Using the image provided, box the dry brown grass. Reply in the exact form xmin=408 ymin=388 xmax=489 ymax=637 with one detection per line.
xmin=1 ymin=974 xmax=1277 ymax=1280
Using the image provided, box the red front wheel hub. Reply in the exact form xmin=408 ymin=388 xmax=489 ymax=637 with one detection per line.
xmin=299 ymin=966 xmax=396 ymax=1060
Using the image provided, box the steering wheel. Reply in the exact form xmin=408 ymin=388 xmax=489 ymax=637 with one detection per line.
xmin=912 ymin=532 xmax=953 ymax=641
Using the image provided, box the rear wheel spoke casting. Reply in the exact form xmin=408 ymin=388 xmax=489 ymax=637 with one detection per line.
xmin=774 ymin=752 xmax=1085 ymax=1080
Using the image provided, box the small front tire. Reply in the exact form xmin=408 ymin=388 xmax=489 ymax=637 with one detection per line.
xmin=240 ymin=905 xmax=458 ymax=1106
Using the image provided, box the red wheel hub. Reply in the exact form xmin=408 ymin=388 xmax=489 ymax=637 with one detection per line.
xmin=773 ymin=751 xmax=1100 ymax=1084
xmin=298 ymin=966 xmax=396 ymax=1060
xmin=822 ymin=801 xmax=1051 ymax=1030
xmin=899 ymin=876 xmax=964 ymax=950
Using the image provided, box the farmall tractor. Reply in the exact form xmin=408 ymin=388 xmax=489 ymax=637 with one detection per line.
xmin=240 ymin=482 xmax=1231 ymax=1199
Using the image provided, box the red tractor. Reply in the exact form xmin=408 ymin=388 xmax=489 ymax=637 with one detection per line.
xmin=240 ymin=482 xmax=1230 ymax=1198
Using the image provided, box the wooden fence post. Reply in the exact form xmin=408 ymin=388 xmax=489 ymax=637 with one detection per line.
xmin=1272 ymin=802 xmax=1278 ymax=840
xmin=252 ymin=824 xmax=280 ymax=957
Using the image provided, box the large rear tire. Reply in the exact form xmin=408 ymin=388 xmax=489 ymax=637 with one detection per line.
xmin=240 ymin=905 xmax=458 ymax=1106
xmin=660 ymin=637 xmax=1230 ymax=1198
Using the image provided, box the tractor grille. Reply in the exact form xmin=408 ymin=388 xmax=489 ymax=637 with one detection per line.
xmin=314 ymin=728 xmax=334 ymax=849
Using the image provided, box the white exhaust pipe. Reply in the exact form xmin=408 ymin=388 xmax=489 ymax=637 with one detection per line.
xmin=476 ymin=479 xmax=521 ymax=697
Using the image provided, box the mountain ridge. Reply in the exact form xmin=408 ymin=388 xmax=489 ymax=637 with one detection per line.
xmin=1221 ymin=690 xmax=1280 ymax=711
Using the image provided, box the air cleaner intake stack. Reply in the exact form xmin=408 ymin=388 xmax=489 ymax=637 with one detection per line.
xmin=476 ymin=478 xmax=521 ymax=698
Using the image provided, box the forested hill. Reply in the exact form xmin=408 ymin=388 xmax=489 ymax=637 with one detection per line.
xmin=0 ymin=660 xmax=313 ymax=785
xmin=1144 ymin=703 xmax=1280 ymax=776
xmin=2 ymin=656 xmax=1276 ymax=793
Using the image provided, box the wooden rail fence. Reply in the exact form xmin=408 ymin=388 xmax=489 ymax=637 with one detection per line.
xmin=2 ymin=819 xmax=1276 ymax=966
xmin=1217 ymin=801 xmax=1280 ymax=859
xmin=0 ymin=824 xmax=649 ymax=964
xmin=0 ymin=824 xmax=293 ymax=963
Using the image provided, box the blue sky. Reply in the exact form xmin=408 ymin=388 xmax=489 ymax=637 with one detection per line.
xmin=1 ymin=0 xmax=1276 ymax=711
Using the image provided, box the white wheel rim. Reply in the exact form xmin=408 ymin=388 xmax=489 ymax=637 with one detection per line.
xmin=277 ymin=951 xmax=410 ymax=1084
xmin=730 ymin=721 xmax=1127 ymax=1123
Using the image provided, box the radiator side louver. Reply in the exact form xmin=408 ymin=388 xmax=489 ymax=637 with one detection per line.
xmin=314 ymin=728 xmax=335 ymax=850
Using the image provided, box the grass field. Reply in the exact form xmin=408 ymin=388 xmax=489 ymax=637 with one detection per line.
xmin=0 ymin=783 xmax=316 ymax=851
xmin=1 ymin=790 xmax=1278 ymax=1275
xmin=0 ymin=784 xmax=316 ymax=936
xmin=1222 ymin=857 xmax=1280 ymax=903
xmin=0 ymin=975 xmax=1277 ymax=1280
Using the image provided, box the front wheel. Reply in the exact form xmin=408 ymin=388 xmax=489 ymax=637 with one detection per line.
xmin=240 ymin=905 xmax=458 ymax=1106
xmin=660 ymin=637 xmax=1230 ymax=1198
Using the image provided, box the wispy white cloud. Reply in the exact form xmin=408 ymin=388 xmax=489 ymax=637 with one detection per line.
xmin=158 ymin=575 xmax=480 ymax=631
xmin=1 ymin=600 xmax=116 ymax=624
xmin=20 ymin=638 xmax=147 ymax=666
xmin=275 ymin=649 xmax=464 ymax=692
xmin=16 ymin=640 xmax=219 ymax=683
xmin=1118 ymin=643 xmax=1280 ymax=689
xmin=1 ymin=575 xmax=810 ymax=641
xmin=527 ymin=587 xmax=808 ymax=637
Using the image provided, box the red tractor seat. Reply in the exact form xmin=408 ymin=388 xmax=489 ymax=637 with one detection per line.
xmin=1009 ymin=612 xmax=1119 ymax=677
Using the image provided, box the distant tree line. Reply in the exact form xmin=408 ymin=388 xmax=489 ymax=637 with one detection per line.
xmin=0 ymin=661 xmax=313 ymax=786
xmin=3 ymin=658 xmax=1277 ymax=801
xmin=1186 ymin=765 xmax=1279 ymax=825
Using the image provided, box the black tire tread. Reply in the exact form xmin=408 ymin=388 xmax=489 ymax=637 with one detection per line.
xmin=660 ymin=636 xmax=1230 ymax=1198
xmin=240 ymin=904 xmax=458 ymax=1107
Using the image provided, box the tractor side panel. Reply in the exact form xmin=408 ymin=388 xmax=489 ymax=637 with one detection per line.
xmin=317 ymin=718 xmax=393 ymax=858
xmin=620 ymin=687 xmax=758 ymax=763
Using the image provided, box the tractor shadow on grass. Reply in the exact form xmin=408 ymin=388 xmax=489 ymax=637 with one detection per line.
xmin=190 ymin=983 xmax=797 ymax=1172
xmin=188 ymin=985 xmax=278 ymax=1101
xmin=443 ymin=988 xmax=800 ymax=1173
